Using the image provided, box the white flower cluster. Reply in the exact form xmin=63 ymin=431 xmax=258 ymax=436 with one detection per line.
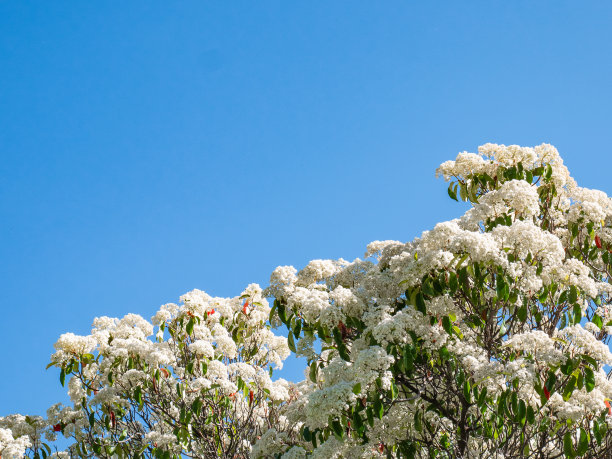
xmin=261 ymin=143 xmax=612 ymax=456
xmin=0 ymin=427 xmax=31 ymax=459
xmin=2 ymin=284 xmax=296 ymax=457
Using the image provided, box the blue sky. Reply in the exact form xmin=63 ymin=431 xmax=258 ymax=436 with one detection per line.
xmin=2 ymin=1 xmax=612 ymax=416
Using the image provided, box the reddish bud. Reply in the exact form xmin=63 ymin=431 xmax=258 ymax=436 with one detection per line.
xmin=605 ymin=400 xmax=611 ymax=416
xmin=596 ymin=235 xmax=603 ymax=249
xmin=207 ymin=309 xmax=215 ymax=317
xmin=249 ymin=389 xmax=254 ymax=405
xmin=338 ymin=321 xmax=349 ymax=340
xmin=378 ymin=443 xmax=385 ymax=453
xmin=53 ymin=424 xmax=62 ymax=432
xmin=243 ymin=301 xmax=249 ymax=315
xmin=110 ymin=411 xmax=116 ymax=428
xmin=543 ymin=387 xmax=550 ymax=400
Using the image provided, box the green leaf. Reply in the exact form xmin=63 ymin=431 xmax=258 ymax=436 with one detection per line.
xmin=593 ymin=314 xmax=604 ymax=329
xmin=59 ymin=368 xmax=66 ymax=387
xmin=422 ymin=278 xmax=435 ymax=297
xmin=584 ymin=367 xmax=596 ymax=393
xmin=517 ymin=304 xmax=527 ymax=323
xmin=186 ymin=317 xmax=195 ymax=335
xmin=447 ymin=182 xmax=458 ymax=201
xmin=594 ymin=420 xmax=603 ymax=445
xmin=496 ymin=276 xmax=507 ymax=300
xmin=374 ymin=399 xmax=384 ymax=419
xmin=560 ymin=313 xmax=568 ymax=330
xmin=352 ymin=383 xmax=361 ymax=395
xmin=415 ymin=293 xmax=426 ymax=315
xmin=477 ymin=386 xmax=487 ymax=407
xmin=449 ymin=273 xmax=458 ymax=293
xmin=331 ymin=420 xmax=344 ymax=439
xmin=442 ymin=316 xmax=453 ymax=335
xmin=293 ymin=320 xmax=302 ymax=339
xmin=338 ymin=345 xmax=350 ymax=361
xmin=577 ymin=427 xmax=589 ymax=456
xmin=526 ymin=405 xmax=535 ymax=424
xmin=287 ymin=331 xmax=297 ymax=353
xmin=573 ymin=303 xmax=582 ymax=324
xmin=390 ymin=380 xmax=398 ymax=400
xmin=352 ymin=411 xmax=364 ymax=432
xmin=452 ymin=325 xmax=463 ymax=339
xmin=192 ymin=397 xmax=203 ymax=415
xmin=582 ymin=354 xmax=597 ymax=368
xmin=134 ymin=386 xmax=143 ymax=410
xmin=563 ymin=376 xmax=577 ymax=401
xmin=269 ymin=303 xmax=277 ymax=323
xmin=439 ymin=346 xmax=451 ymax=361
xmin=456 ymin=254 xmax=469 ymax=270
xmin=459 ymin=182 xmax=468 ymax=201
xmin=302 ymin=426 xmax=312 ymax=442
xmin=563 ymin=432 xmax=575 ymax=458
xmin=569 ymin=286 xmax=578 ymax=304
xmin=414 ymin=411 xmax=422 ymax=432
xmin=517 ymin=399 xmax=526 ymax=423
xmin=89 ymin=412 xmax=95 ymax=428
xmin=463 ymin=380 xmax=471 ymax=403
xmin=545 ymin=371 xmax=557 ymax=392
xmin=278 ymin=302 xmax=287 ymax=324
xmin=545 ymin=163 xmax=553 ymax=181
xmin=309 ymin=361 xmax=318 ymax=383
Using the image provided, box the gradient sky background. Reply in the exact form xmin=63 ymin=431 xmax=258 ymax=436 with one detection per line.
xmin=2 ymin=1 xmax=612 ymax=416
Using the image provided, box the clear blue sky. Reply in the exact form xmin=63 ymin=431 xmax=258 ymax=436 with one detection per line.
xmin=2 ymin=1 xmax=612 ymax=416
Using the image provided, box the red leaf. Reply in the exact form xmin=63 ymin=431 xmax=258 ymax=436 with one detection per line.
xmin=605 ymin=400 xmax=611 ymax=415
xmin=53 ymin=424 xmax=62 ymax=432
xmin=543 ymin=387 xmax=550 ymax=400
xmin=160 ymin=368 xmax=170 ymax=378
xmin=596 ymin=235 xmax=603 ymax=249
xmin=110 ymin=411 xmax=116 ymax=428
xmin=242 ymin=301 xmax=249 ymax=315
xmin=249 ymin=390 xmax=254 ymax=405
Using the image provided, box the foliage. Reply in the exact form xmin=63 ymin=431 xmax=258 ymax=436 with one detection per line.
xmin=265 ymin=144 xmax=612 ymax=458
xmin=1 ymin=285 xmax=296 ymax=458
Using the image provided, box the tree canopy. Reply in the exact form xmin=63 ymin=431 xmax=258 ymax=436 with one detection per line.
xmin=3 ymin=143 xmax=612 ymax=458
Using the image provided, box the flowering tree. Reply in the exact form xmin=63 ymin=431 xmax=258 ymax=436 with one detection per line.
xmin=0 ymin=284 xmax=296 ymax=458
xmin=2 ymin=143 xmax=612 ymax=459
xmin=264 ymin=144 xmax=612 ymax=458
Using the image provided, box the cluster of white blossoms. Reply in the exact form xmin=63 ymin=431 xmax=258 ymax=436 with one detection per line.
xmin=3 ymin=143 xmax=612 ymax=458
xmin=0 ymin=427 xmax=31 ymax=458
xmin=1 ymin=284 xmax=296 ymax=458
xmin=260 ymin=144 xmax=612 ymax=457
